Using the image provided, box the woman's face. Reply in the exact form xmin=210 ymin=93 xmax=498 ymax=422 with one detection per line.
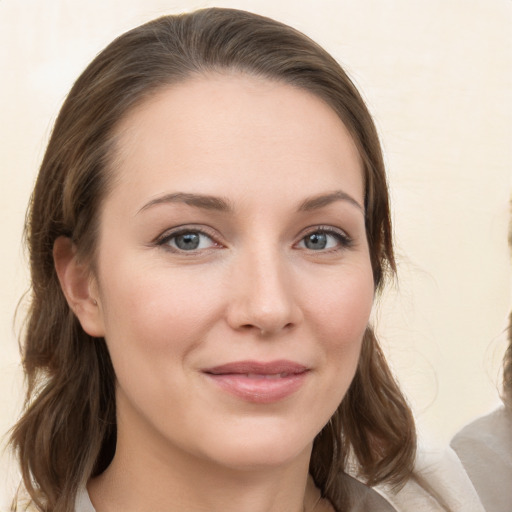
xmin=87 ymin=74 xmax=374 ymax=471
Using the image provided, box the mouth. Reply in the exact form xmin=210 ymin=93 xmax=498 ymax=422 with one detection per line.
xmin=202 ymin=360 xmax=309 ymax=403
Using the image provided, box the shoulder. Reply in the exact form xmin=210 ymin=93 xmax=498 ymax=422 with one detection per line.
xmin=451 ymin=406 xmax=512 ymax=456
xmin=342 ymin=477 xmax=397 ymax=512
xmin=306 ymin=474 xmax=396 ymax=512
xmin=376 ymin=445 xmax=485 ymax=512
xmin=451 ymin=407 xmax=512 ymax=512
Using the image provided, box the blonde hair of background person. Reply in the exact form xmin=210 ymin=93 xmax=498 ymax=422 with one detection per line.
xmin=504 ymin=212 xmax=512 ymax=409
xmin=6 ymin=7 xmax=484 ymax=512
xmin=504 ymin=314 xmax=512 ymax=409
xmin=499 ymin=215 xmax=512 ymax=410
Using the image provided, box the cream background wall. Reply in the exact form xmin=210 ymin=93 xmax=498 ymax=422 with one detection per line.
xmin=1 ymin=0 xmax=510 ymax=500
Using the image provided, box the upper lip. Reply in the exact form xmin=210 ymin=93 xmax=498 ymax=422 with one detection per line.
xmin=203 ymin=360 xmax=309 ymax=375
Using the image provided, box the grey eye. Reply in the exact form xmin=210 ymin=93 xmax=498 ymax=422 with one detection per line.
xmin=174 ymin=232 xmax=201 ymax=250
xmin=303 ymin=232 xmax=328 ymax=250
xmin=298 ymin=230 xmax=348 ymax=251
xmin=164 ymin=231 xmax=216 ymax=251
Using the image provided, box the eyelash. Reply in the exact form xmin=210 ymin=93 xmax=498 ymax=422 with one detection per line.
xmin=155 ymin=225 xmax=353 ymax=254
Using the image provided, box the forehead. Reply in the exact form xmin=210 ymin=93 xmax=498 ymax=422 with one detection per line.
xmin=109 ymin=73 xmax=364 ymax=209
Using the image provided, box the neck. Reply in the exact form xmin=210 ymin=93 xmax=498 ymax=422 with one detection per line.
xmin=89 ymin=450 xmax=311 ymax=512
xmin=88 ymin=406 xmax=314 ymax=512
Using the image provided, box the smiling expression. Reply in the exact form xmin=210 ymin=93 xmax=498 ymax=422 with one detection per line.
xmin=85 ymin=73 xmax=374 ymax=471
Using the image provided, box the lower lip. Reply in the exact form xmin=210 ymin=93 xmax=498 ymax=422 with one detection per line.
xmin=204 ymin=372 xmax=308 ymax=403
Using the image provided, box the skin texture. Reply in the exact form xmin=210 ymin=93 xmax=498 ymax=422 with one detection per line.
xmin=55 ymin=73 xmax=374 ymax=512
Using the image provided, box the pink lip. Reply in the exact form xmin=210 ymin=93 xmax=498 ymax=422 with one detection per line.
xmin=203 ymin=360 xmax=309 ymax=404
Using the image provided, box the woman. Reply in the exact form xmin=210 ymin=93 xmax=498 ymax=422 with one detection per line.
xmin=8 ymin=8 xmax=481 ymax=512
xmin=451 ymin=308 xmax=512 ymax=510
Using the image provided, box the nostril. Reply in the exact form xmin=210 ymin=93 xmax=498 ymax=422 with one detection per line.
xmin=238 ymin=321 xmax=296 ymax=337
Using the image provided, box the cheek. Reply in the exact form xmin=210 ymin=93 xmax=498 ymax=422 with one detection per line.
xmin=295 ymin=262 xmax=374 ymax=432
xmin=304 ymin=262 xmax=374 ymax=375
xmin=309 ymin=265 xmax=373 ymax=336
xmin=97 ymin=263 xmax=227 ymax=364
xmin=96 ymin=267 xmax=222 ymax=414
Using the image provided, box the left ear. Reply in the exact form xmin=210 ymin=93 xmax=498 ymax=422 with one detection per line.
xmin=53 ymin=236 xmax=106 ymax=338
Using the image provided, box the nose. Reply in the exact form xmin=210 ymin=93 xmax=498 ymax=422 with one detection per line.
xmin=226 ymin=248 xmax=303 ymax=336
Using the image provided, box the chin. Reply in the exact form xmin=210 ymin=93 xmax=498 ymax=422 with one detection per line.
xmin=197 ymin=426 xmax=315 ymax=471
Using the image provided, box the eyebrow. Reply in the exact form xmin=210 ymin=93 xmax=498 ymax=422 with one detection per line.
xmin=137 ymin=192 xmax=233 ymax=215
xmin=298 ymin=191 xmax=364 ymax=213
xmin=137 ymin=190 xmax=364 ymax=216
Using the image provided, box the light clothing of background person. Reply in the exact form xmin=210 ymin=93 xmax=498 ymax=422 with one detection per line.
xmin=451 ymin=406 xmax=512 ymax=512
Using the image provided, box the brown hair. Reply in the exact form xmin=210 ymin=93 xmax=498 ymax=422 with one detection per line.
xmin=10 ymin=8 xmax=415 ymax=511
